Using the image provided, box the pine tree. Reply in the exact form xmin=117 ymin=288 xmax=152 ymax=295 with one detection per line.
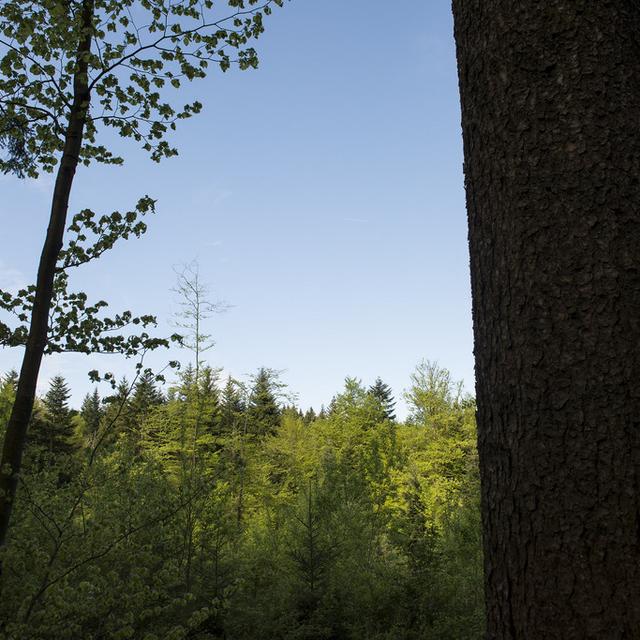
xmin=368 ymin=377 xmax=396 ymax=421
xmin=246 ymin=368 xmax=281 ymax=437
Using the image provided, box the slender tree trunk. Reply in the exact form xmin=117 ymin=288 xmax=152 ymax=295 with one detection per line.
xmin=0 ymin=0 xmax=94 ymax=552
xmin=451 ymin=2 xmax=640 ymax=637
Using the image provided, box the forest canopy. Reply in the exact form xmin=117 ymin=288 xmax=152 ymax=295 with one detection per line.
xmin=0 ymin=359 xmax=483 ymax=639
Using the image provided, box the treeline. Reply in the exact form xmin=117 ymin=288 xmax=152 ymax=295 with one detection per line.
xmin=0 ymin=361 xmax=483 ymax=640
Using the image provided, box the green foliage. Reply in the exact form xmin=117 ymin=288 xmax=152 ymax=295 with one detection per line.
xmin=0 ymin=0 xmax=286 ymax=386
xmin=0 ymin=362 xmax=484 ymax=639
xmin=0 ymin=0 xmax=288 ymax=574
xmin=220 ymin=376 xmax=245 ymax=433
xmin=369 ymin=376 xmax=396 ymax=421
xmin=405 ymin=360 xmax=466 ymax=423
xmin=80 ymin=388 xmax=102 ymax=439
xmin=246 ymin=367 xmax=282 ymax=437
xmin=0 ymin=370 xmax=17 ymax=422
xmin=130 ymin=371 xmax=164 ymax=419
xmin=28 ymin=375 xmax=76 ymax=461
xmin=0 ymin=197 xmax=182 ymax=386
xmin=0 ymin=0 xmax=286 ymax=177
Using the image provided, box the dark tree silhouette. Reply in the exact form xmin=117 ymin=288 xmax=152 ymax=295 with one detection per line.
xmin=452 ymin=2 xmax=640 ymax=637
xmin=368 ymin=377 xmax=396 ymax=421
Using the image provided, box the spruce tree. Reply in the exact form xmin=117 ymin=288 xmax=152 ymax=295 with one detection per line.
xmin=246 ymin=368 xmax=281 ymax=437
xmin=220 ymin=377 xmax=245 ymax=434
xmin=130 ymin=371 xmax=164 ymax=419
xmin=38 ymin=375 xmax=74 ymax=458
xmin=80 ymin=388 xmax=102 ymax=442
xmin=171 ymin=363 xmax=197 ymax=403
xmin=368 ymin=377 xmax=396 ymax=421
xmin=1 ymin=370 xmax=18 ymax=393
xmin=100 ymin=377 xmax=134 ymax=442
xmin=0 ymin=371 xmax=18 ymax=437
xmin=198 ymin=366 xmax=222 ymax=439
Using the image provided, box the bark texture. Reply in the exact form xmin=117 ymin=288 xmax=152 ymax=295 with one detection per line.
xmin=451 ymin=2 xmax=640 ymax=638
xmin=0 ymin=0 xmax=93 ymax=551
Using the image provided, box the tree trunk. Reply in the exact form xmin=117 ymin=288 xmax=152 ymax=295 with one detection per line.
xmin=0 ymin=0 xmax=93 ymax=552
xmin=451 ymin=2 xmax=640 ymax=638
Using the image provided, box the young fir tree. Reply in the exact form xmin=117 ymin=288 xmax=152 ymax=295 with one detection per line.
xmin=167 ymin=363 xmax=221 ymax=446
xmin=220 ymin=377 xmax=245 ymax=434
xmin=247 ymin=368 xmax=281 ymax=437
xmin=368 ymin=377 xmax=396 ymax=421
xmin=0 ymin=371 xmax=18 ymax=437
xmin=80 ymin=388 xmax=102 ymax=440
xmin=199 ymin=366 xmax=222 ymax=438
xmin=39 ymin=375 xmax=74 ymax=458
xmin=288 ymin=482 xmax=335 ymax=626
xmin=99 ymin=376 xmax=135 ymax=442
xmin=130 ymin=371 xmax=164 ymax=418
xmin=1 ymin=370 xmax=18 ymax=392
xmin=170 ymin=363 xmax=195 ymax=402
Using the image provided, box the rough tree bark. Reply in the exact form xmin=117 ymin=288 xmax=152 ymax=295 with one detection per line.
xmin=0 ymin=0 xmax=94 ymax=551
xmin=451 ymin=2 xmax=640 ymax=638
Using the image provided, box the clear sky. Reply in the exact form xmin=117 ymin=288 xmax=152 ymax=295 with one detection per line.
xmin=1 ymin=0 xmax=473 ymax=417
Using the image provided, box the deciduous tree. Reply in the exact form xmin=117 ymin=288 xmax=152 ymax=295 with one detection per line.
xmin=0 ymin=0 xmax=285 ymax=550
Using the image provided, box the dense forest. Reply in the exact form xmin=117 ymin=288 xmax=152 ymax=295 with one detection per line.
xmin=7 ymin=0 xmax=634 ymax=635
xmin=0 ymin=359 xmax=482 ymax=639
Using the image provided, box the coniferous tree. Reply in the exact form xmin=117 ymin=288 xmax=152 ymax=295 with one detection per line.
xmin=99 ymin=377 xmax=135 ymax=443
xmin=288 ymin=482 xmax=335 ymax=627
xmin=36 ymin=375 xmax=74 ymax=459
xmin=80 ymin=388 xmax=102 ymax=441
xmin=124 ymin=372 xmax=163 ymax=445
xmin=199 ymin=366 xmax=222 ymax=438
xmin=171 ymin=364 xmax=196 ymax=402
xmin=0 ymin=371 xmax=18 ymax=438
xmin=303 ymin=407 xmax=317 ymax=425
xmin=220 ymin=377 xmax=245 ymax=434
xmin=1 ymin=370 xmax=18 ymax=393
xmin=131 ymin=371 xmax=164 ymax=415
xmin=368 ymin=377 xmax=396 ymax=421
xmin=105 ymin=377 xmax=131 ymax=404
xmin=247 ymin=368 xmax=281 ymax=437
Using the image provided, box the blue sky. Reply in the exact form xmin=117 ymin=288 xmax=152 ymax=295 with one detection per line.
xmin=1 ymin=0 xmax=472 ymax=416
